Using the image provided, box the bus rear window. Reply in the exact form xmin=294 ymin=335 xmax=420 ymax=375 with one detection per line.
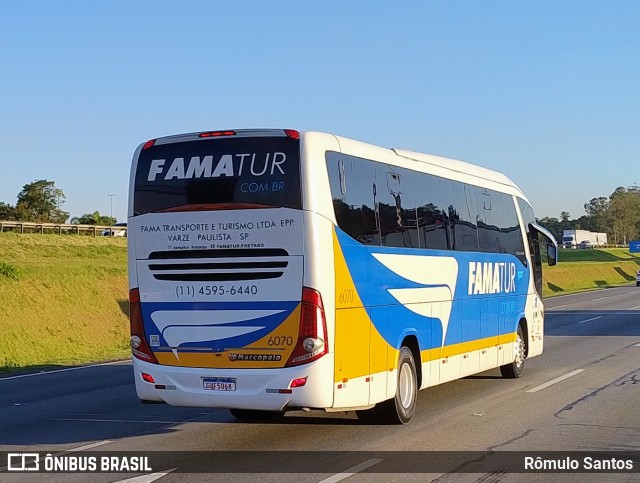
xmin=134 ymin=136 xmax=301 ymax=215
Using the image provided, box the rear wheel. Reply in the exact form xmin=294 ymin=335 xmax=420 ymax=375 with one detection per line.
xmin=500 ymin=324 xmax=526 ymax=378
xmin=229 ymin=409 xmax=284 ymax=421
xmin=376 ymin=346 xmax=418 ymax=424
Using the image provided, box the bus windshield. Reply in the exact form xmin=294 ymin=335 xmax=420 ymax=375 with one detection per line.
xmin=134 ymin=136 xmax=301 ymax=215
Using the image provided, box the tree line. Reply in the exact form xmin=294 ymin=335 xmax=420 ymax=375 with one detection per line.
xmin=0 ymin=179 xmax=117 ymax=225
xmin=538 ymin=186 xmax=640 ymax=245
xmin=1 ymin=180 xmax=639 ymax=242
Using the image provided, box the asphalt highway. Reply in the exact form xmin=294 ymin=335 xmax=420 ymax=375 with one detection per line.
xmin=2 ymin=285 xmax=639 ymax=482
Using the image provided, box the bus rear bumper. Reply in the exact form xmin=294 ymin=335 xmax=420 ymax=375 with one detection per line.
xmin=132 ymin=357 xmax=334 ymax=411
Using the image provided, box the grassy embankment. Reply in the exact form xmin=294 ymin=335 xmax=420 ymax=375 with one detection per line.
xmin=0 ymin=234 xmax=639 ymax=373
xmin=544 ymin=248 xmax=640 ymax=295
xmin=0 ymin=233 xmax=129 ymax=372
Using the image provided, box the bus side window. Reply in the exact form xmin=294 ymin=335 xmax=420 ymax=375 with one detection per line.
xmin=338 ymin=159 xmax=347 ymax=196
xmin=377 ymin=168 xmax=419 ymax=248
xmin=450 ymin=182 xmax=479 ymax=252
xmin=518 ymin=198 xmax=543 ymax=294
xmin=473 ymin=187 xmax=501 ymax=253
xmin=416 ymin=173 xmax=450 ymax=250
xmin=328 ymin=152 xmax=381 ymax=245
xmin=529 ymin=228 xmax=543 ymax=295
xmin=499 ymin=193 xmax=526 ymax=265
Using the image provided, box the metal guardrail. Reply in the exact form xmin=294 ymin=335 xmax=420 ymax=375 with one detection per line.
xmin=0 ymin=221 xmax=127 ymax=237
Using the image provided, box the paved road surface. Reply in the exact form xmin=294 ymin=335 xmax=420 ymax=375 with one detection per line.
xmin=2 ymin=286 xmax=639 ymax=482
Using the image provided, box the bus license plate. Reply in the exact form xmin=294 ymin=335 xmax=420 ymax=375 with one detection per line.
xmin=202 ymin=377 xmax=236 ymax=391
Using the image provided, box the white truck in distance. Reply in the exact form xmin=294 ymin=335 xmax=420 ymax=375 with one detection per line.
xmin=562 ymin=229 xmax=607 ymax=249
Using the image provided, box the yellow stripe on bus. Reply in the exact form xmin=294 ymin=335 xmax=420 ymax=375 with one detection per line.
xmin=333 ymin=230 xmax=394 ymax=383
xmin=421 ymin=333 xmax=516 ymax=363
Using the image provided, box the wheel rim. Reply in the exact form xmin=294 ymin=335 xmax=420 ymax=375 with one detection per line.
xmin=514 ymin=331 xmax=525 ymax=369
xmin=398 ymin=362 xmax=415 ymax=409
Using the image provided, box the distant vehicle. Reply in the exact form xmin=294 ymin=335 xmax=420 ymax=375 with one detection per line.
xmin=579 ymin=240 xmax=592 ymax=249
xmin=636 ymin=270 xmax=640 ymax=287
xmin=126 ymin=128 xmax=557 ymax=425
xmin=102 ymin=222 xmax=127 ymax=237
xmin=562 ymin=230 xmax=607 ymax=249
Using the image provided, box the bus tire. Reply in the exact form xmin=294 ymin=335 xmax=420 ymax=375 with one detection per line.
xmin=376 ymin=346 xmax=418 ymax=424
xmin=500 ymin=324 xmax=526 ymax=379
xmin=229 ymin=409 xmax=284 ymax=421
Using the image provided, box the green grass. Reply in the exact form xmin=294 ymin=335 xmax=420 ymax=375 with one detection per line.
xmin=557 ymin=247 xmax=640 ymax=263
xmin=543 ymin=248 xmax=640 ymax=297
xmin=0 ymin=261 xmax=19 ymax=281
xmin=0 ymin=233 xmax=130 ymax=372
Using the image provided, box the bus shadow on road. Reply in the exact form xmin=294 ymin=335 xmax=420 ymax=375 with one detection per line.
xmin=230 ymin=413 xmax=362 ymax=425
xmin=545 ymin=309 xmax=640 ymax=337
xmin=463 ymin=374 xmax=503 ymax=380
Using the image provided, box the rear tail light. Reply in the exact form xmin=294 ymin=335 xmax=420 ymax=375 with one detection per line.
xmin=142 ymin=139 xmax=156 ymax=150
xmin=129 ymin=288 xmax=158 ymax=364
xmin=286 ymin=287 xmax=328 ymax=367
xmin=141 ymin=373 xmax=155 ymax=383
xmin=284 ymin=129 xmax=300 ymax=139
xmin=290 ymin=377 xmax=307 ymax=388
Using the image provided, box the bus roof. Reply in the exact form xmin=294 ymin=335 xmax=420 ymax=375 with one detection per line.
xmin=392 ymin=148 xmax=518 ymax=190
xmin=323 ymin=131 xmax=528 ymax=201
xmin=133 ymin=128 xmax=529 ymax=203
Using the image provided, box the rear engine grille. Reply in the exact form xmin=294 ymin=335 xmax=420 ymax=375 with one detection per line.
xmin=147 ymin=248 xmax=290 ymax=282
xmin=149 ymin=248 xmax=288 ymax=259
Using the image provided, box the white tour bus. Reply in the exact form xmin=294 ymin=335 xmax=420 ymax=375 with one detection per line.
xmin=128 ymin=129 xmax=557 ymax=424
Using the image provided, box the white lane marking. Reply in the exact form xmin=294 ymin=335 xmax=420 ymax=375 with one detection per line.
xmin=55 ymin=418 xmax=183 ymax=424
xmin=629 ymin=305 xmax=640 ymax=310
xmin=66 ymin=440 xmax=114 ymax=452
xmin=546 ymin=286 xmax=638 ymax=306
xmin=113 ymin=468 xmax=176 ymax=483
xmin=578 ymin=316 xmax=603 ymax=324
xmin=0 ymin=360 xmax=130 ymax=381
xmin=0 ymin=440 xmax=113 ymax=471
xmin=635 ymin=343 xmax=640 ymax=347
xmin=526 ymin=369 xmax=584 ymax=393
xmin=592 ymin=297 xmax=606 ymax=301
xmin=550 ymin=303 xmax=568 ymax=308
xmin=318 ymin=458 xmax=384 ymax=483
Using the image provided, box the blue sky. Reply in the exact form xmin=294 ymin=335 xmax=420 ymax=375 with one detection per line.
xmin=1 ymin=1 xmax=638 ymax=222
